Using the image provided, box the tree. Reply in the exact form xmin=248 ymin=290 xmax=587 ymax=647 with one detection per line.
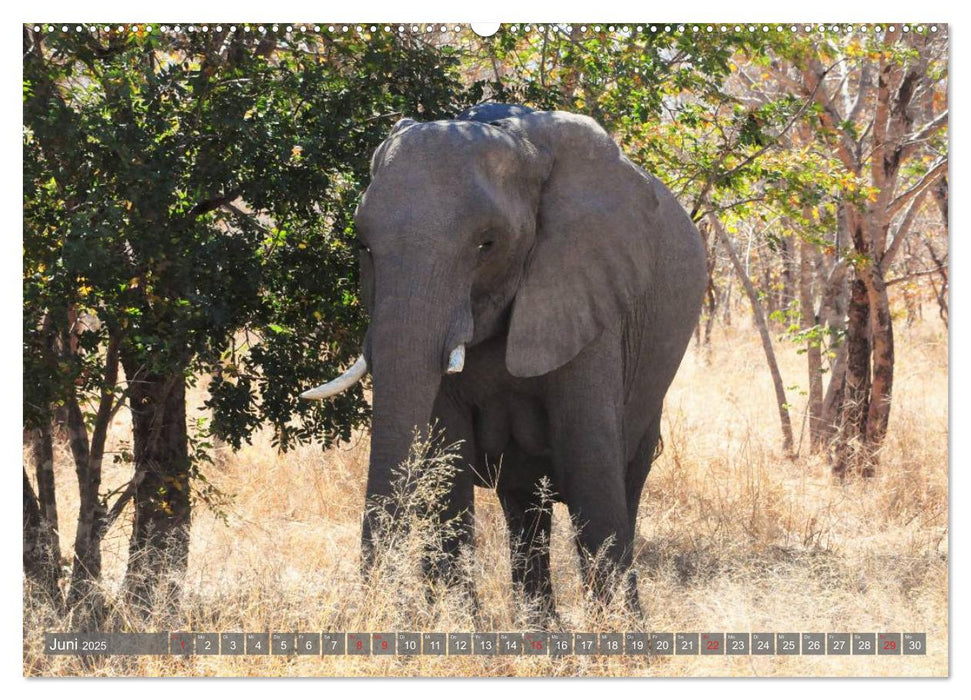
xmin=767 ymin=26 xmax=948 ymax=473
xmin=23 ymin=24 xmax=467 ymax=617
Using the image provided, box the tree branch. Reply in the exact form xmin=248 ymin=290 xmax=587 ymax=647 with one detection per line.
xmin=847 ymin=63 xmax=872 ymax=124
xmin=881 ymin=189 xmax=929 ymax=274
xmin=902 ymin=109 xmax=948 ymax=155
xmin=885 ymin=266 xmax=947 ymax=286
xmin=708 ymin=214 xmax=794 ymax=455
xmin=887 ymin=158 xmax=947 ymax=219
xmin=221 ymin=201 xmax=274 ymax=236
xmin=801 ymin=59 xmax=859 ymax=171
xmin=87 ymin=329 xmax=122 ymax=474
xmin=187 ymin=190 xmax=240 ymax=219
xmin=689 ymin=81 xmax=826 ymax=220
xmin=102 ymin=471 xmax=146 ymax=532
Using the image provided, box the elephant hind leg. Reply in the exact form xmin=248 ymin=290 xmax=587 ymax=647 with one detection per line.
xmin=497 ymin=482 xmax=557 ymax=625
xmin=621 ymin=412 xmax=662 ymax=616
xmin=625 ymin=411 xmax=662 ymax=536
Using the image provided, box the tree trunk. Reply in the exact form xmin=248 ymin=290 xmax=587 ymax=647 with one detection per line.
xmin=31 ymin=424 xmax=61 ymax=574
xmin=721 ymin=273 xmax=734 ymax=327
xmin=64 ymin=398 xmax=106 ymax=619
xmin=834 ymin=276 xmax=872 ymax=477
xmin=934 ymin=175 xmax=948 ymax=230
xmin=924 ymin=238 xmax=948 ymax=328
xmin=864 ymin=265 xmax=895 ymax=449
xmin=799 ymin=237 xmax=825 ymax=451
xmin=32 ymin=427 xmax=58 ymax=531
xmin=701 ymin=224 xmax=718 ymax=352
xmin=793 ymin=32 xmax=946 ymax=477
xmin=818 ymin=215 xmax=849 ymax=447
xmin=780 ymin=234 xmax=796 ymax=322
xmin=711 ymin=216 xmax=794 ymax=455
xmin=821 ymin=342 xmax=848 ymax=443
xmin=63 ymin=330 xmax=121 ymax=623
xmin=121 ymin=366 xmax=192 ymax=611
xmin=23 ymin=454 xmax=62 ymax=606
xmin=703 ymin=271 xmax=718 ymax=346
xmin=763 ymin=249 xmax=779 ymax=320
xmin=28 ymin=318 xmax=64 ymax=594
xmin=23 ymin=469 xmax=44 ymax=577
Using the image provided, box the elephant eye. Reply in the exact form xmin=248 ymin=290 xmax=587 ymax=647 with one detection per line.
xmin=478 ymin=240 xmax=494 ymax=252
xmin=357 ymin=241 xmax=371 ymax=254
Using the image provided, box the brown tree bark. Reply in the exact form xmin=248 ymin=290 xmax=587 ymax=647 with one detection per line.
xmin=121 ymin=364 xmax=192 ymax=612
xmin=834 ymin=276 xmax=872 ymax=477
xmin=23 ymin=453 xmax=62 ymax=606
xmin=864 ymin=265 xmax=895 ymax=450
xmin=31 ymin=424 xmax=61 ymax=564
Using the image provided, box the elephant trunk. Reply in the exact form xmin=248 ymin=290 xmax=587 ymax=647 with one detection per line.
xmin=360 ymin=291 xmax=471 ymax=570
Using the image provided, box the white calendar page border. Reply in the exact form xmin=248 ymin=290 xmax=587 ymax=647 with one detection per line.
xmin=4 ymin=0 xmax=961 ymax=695
xmin=5 ymin=0 xmax=956 ymax=22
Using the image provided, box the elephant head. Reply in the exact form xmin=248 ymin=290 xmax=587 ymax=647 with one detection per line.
xmin=303 ymin=109 xmax=663 ymax=562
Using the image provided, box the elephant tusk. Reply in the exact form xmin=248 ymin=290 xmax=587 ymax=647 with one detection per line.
xmin=300 ymin=355 xmax=368 ymax=400
xmin=446 ymin=344 xmax=465 ymax=374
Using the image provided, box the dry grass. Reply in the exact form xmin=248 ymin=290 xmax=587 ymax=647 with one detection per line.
xmin=23 ymin=321 xmax=948 ymax=677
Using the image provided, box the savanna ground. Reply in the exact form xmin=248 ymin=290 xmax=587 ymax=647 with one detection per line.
xmin=23 ymin=321 xmax=948 ymax=677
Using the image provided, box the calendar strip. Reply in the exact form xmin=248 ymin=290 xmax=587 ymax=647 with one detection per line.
xmin=43 ymin=632 xmax=926 ymax=656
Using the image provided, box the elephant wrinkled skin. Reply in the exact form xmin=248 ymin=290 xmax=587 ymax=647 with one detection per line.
xmin=304 ymin=104 xmax=707 ymax=617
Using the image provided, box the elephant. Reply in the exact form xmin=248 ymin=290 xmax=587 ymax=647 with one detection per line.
xmin=302 ymin=103 xmax=707 ymax=617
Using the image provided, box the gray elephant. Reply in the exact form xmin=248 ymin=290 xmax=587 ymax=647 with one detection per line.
xmin=303 ymin=103 xmax=706 ymax=616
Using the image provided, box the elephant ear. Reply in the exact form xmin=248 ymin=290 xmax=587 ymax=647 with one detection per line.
xmin=501 ymin=111 xmax=661 ymax=377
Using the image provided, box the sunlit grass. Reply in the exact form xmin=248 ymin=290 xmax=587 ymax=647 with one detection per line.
xmin=23 ymin=321 xmax=948 ymax=677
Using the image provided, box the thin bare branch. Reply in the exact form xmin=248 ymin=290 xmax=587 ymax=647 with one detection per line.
xmin=902 ymin=109 xmax=948 ymax=153
xmin=882 ymin=189 xmax=929 ymax=274
xmin=887 ymin=158 xmax=947 ymax=219
xmin=886 ymin=266 xmax=947 ymax=286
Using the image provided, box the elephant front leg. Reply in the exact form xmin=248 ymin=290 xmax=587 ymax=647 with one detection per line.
xmin=497 ymin=481 xmax=557 ymax=625
xmin=425 ymin=385 xmax=477 ymax=604
xmin=565 ymin=478 xmax=635 ymax=608
xmin=545 ymin=337 xmax=638 ymax=610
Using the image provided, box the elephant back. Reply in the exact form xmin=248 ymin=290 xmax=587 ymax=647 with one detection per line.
xmin=458 ymin=102 xmax=534 ymax=123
